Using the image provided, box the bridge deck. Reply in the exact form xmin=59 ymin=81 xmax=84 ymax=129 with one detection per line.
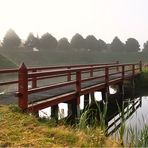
xmin=28 ymin=73 xmax=136 ymax=105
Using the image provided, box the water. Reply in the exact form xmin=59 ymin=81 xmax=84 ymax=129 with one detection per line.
xmin=38 ymin=85 xmax=148 ymax=139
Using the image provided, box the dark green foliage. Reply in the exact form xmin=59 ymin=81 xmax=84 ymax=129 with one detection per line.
xmin=70 ymin=33 xmax=85 ymax=49
xmin=2 ymin=29 xmax=21 ymax=49
xmin=85 ymin=35 xmax=99 ymax=51
xmin=57 ymin=37 xmax=71 ymax=50
xmin=24 ymin=33 xmax=40 ymax=49
xmin=39 ymin=33 xmax=57 ymax=50
xmin=110 ymin=36 xmax=125 ymax=52
xmin=125 ymin=38 xmax=140 ymax=52
xmin=98 ymin=39 xmax=108 ymax=52
xmin=143 ymin=41 xmax=148 ymax=52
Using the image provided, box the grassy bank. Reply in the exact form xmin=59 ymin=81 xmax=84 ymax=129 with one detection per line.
xmin=0 ymin=54 xmax=17 ymax=68
xmin=0 ymin=105 xmax=120 ymax=147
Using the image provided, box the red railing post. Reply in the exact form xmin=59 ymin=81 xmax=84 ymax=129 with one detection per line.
xmin=105 ymin=67 xmax=109 ymax=87
xmin=67 ymin=66 xmax=71 ymax=81
xmin=116 ymin=61 xmax=119 ymax=71
xmin=76 ymin=71 xmax=81 ymax=105
xmin=32 ymin=69 xmax=37 ymax=88
xmin=90 ymin=66 xmax=93 ymax=77
xmin=139 ymin=60 xmax=142 ymax=72
xmin=122 ymin=65 xmax=125 ymax=81
xmin=132 ymin=64 xmax=135 ymax=77
xmin=18 ymin=63 xmax=28 ymax=110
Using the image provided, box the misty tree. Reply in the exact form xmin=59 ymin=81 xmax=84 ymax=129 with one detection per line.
xmin=110 ymin=36 xmax=125 ymax=52
xmin=125 ymin=38 xmax=140 ymax=52
xmin=57 ymin=37 xmax=71 ymax=50
xmin=85 ymin=35 xmax=99 ymax=50
xmin=70 ymin=33 xmax=85 ymax=49
xmin=98 ymin=39 xmax=108 ymax=52
xmin=2 ymin=29 xmax=21 ymax=49
xmin=143 ymin=41 xmax=148 ymax=52
xmin=40 ymin=33 xmax=57 ymax=50
xmin=24 ymin=33 xmax=39 ymax=49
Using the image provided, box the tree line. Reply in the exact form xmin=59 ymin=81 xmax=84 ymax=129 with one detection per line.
xmin=1 ymin=29 xmax=148 ymax=52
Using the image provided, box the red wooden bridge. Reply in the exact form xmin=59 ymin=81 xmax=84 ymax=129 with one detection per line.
xmin=0 ymin=61 xmax=142 ymax=118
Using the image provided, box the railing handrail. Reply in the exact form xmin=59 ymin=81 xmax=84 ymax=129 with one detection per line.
xmin=28 ymin=63 xmax=140 ymax=78
xmin=0 ymin=62 xmax=118 ymax=74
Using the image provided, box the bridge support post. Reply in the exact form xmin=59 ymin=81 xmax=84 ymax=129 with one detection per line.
xmin=67 ymin=99 xmax=80 ymax=124
xmin=51 ymin=105 xmax=59 ymax=121
xmin=90 ymin=92 xmax=95 ymax=104
xmin=118 ymin=84 xmax=124 ymax=94
xmin=101 ymin=88 xmax=109 ymax=102
xmin=84 ymin=93 xmax=89 ymax=109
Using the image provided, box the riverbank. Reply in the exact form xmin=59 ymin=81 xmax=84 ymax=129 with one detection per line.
xmin=0 ymin=105 xmax=120 ymax=147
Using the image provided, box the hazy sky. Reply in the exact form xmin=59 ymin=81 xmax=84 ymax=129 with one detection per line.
xmin=0 ymin=0 xmax=148 ymax=47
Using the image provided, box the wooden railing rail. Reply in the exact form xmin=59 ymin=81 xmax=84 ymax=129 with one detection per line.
xmin=17 ymin=62 xmax=142 ymax=111
xmin=0 ymin=61 xmax=118 ymax=88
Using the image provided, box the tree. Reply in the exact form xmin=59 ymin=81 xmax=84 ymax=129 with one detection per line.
xmin=110 ymin=36 xmax=125 ymax=52
xmin=40 ymin=33 xmax=57 ymax=50
xmin=143 ymin=41 xmax=148 ymax=52
xmin=125 ymin=38 xmax=140 ymax=52
xmin=85 ymin=35 xmax=99 ymax=50
xmin=57 ymin=37 xmax=71 ymax=50
xmin=70 ymin=33 xmax=85 ymax=49
xmin=98 ymin=39 xmax=108 ymax=52
xmin=2 ymin=29 xmax=21 ymax=49
xmin=24 ymin=33 xmax=39 ymax=48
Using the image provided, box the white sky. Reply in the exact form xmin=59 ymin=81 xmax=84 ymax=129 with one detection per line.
xmin=0 ymin=0 xmax=148 ymax=47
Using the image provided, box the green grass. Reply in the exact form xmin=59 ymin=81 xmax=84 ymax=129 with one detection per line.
xmin=0 ymin=47 xmax=148 ymax=67
xmin=0 ymin=105 xmax=120 ymax=147
xmin=0 ymin=54 xmax=17 ymax=68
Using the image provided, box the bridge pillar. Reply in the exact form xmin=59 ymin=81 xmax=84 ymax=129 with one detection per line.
xmin=51 ymin=105 xmax=59 ymax=121
xmin=118 ymin=84 xmax=124 ymax=94
xmin=67 ymin=99 xmax=80 ymax=124
xmin=90 ymin=92 xmax=95 ymax=104
xmin=84 ymin=93 xmax=89 ymax=109
xmin=101 ymin=88 xmax=109 ymax=102
xmin=131 ymin=78 xmax=135 ymax=89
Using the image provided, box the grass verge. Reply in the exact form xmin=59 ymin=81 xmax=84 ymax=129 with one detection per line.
xmin=0 ymin=105 xmax=120 ymax=147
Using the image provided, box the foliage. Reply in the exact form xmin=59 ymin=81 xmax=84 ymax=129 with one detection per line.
xmin=110 ymin=36 xmax=125 ymax=52
xmin=39 ymin=33 xmax=57 ymax=50
xmin=70 ymin=33 xmax=85 ymax=49
xmin=2 ymin=29 xmax=21 ymax=49
xmin=98 ymin=39 xmax=108 ymax=52
xmin=85 ymin=35 xmax=99 ymax=51
xmin=143 ymin=41 xmax=148 ymax=52
xmin=57 ymin=37 xmax=71 ymax=50
xmin=125 ymin=38 xmax=140 ymax=52
xmin=24 ymin=33 xmax=40 ymax=49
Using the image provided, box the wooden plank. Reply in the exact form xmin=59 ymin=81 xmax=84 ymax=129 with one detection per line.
xmin=27 ymin=92 xmax=76 ymax=112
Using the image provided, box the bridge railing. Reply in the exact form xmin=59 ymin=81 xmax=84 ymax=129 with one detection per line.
xmin=0 ymin=61 xmax=118 ymax=93
xmin=17 ymin=62 xmax=142 ymax=111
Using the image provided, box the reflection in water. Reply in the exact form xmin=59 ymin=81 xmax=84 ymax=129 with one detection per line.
xmin=39 ymin=85 xmax=148 ymax=137
xmin=106 ymin=96 xmax=142 ymax=136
